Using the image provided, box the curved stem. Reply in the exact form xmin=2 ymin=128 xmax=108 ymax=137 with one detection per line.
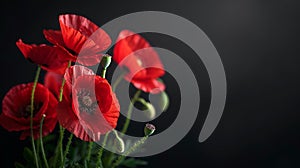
xmin=121 ymin=90 xmax=142 ymax=134
xmin=111 ymin=136 xmax=149 ymax=168
xmin=96 ymin=132 xmax=110 ymax=168
xmin=112 ymin=72 xmax=125 ymax=92
xmin=30 ymin=66 xmax=41 ymax=168
xmin=40 ymin=114 xmax=49 ymax=168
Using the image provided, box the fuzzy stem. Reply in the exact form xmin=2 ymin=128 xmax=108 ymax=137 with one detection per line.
xmin=111 ymin=136 xmax=148 ymax=168
xmin=61 ymin=134 xmax=73 ymax=167
xmin=39 ymin=114 xmax=49 ymax=168
xmin=96 ymin=132 xmax=110 ymax=168
xmin=54 ymin=61 xmax=71 ymax=167
xmin=121 ymin=90 xmax=142 ymax=134
xmin=86 ymin=141 xmax=94 ymax=163
xmin=30 ymin=66 xmax=41 ymax=168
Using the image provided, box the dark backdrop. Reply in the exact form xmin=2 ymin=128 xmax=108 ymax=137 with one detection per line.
xmin=1 ymin=0 xmax=300 ymax=167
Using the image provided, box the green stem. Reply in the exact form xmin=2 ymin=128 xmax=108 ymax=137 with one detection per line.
xmin=54 ymin=61 xmax=71 ymax=167
xmin=59 ymin=61 xmax=72 ymax=102
xmin=100 ymin=68 xmax=107 ymax=78
xmin=86 ymin=141 xmax=94 ymax=163
xmin=61 ymin=134 xmax=73 ymax=168
xmin=111 ymin=136 xmax=149 ymax=168
xmin=112 ymin=72 xmax=125 ymax=92
xmin=30 ymin=66 xmax=41 ymax=168
xmin=121 ymin=90 xmax=142 ymax=134
xmin=40 ymin=114 xmax=49 ymax=168
xmin=96 ymin=132 xmax=109 ymax=168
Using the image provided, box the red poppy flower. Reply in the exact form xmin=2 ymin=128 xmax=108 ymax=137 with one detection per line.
xmin=0 ymin=83 xmax=58 ymax=140
xmin=56 ymin=65 xmax=119 ymax=141
xmin=43 ymin=14 xmax=112 ymax=66
xmin=113 ymin=30 xmax=165 ymax=93
xmin=16 ymin=39 xmax=69 ymax=74
xmin=44 ymin=71 xmax=64 ymax=99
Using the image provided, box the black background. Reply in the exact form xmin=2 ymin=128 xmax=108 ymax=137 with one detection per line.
xmin=1 ymin=0 xmax=300 ymax=167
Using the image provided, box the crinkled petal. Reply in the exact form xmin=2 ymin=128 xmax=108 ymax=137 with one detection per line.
xmin=16 ymin=39 xmax=69 ymax=74
xmin=59 ymin=14 xmax=111 ymax=56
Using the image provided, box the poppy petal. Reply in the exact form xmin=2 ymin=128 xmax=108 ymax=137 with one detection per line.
xmin=113 ymin=30 xmax=164 ymax=79
xmin=16 ymin=39 xmax=69 ymax=74
xmin=59 ymin=14 xmax=111 ymax=55
xmin=129 ymin=78 xmax=166 ymax=94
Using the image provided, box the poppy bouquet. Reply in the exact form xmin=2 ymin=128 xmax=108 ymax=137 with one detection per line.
xmin=1 ymin=14 xmax=169 ymax=168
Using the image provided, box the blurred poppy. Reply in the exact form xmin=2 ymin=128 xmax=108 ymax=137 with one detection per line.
xmin=113 ymin=30 xmax=165 ymax=93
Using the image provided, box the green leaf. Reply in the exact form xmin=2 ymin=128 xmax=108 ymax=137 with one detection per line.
xmin=23 ymin=147 xmax=33 ymax=163
xmin=120 ymin=158 xmax=148 ymax=168
xmin=14 ymin=162 xmax=25 ymax=168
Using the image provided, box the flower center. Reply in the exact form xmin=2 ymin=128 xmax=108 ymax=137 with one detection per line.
xmin=21 ymin=103 xmax=42 ymax=118
xmin=77 ymin=89 xmax=98 ymax=114
xmin=82 ymin=95 xmax=93 ymax=107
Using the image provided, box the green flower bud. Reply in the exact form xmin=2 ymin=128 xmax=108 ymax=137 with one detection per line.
xmin=144 ymin=123 xmax=156 ymax=136
xmin=113 ymin=131 xmax=125 ymax=153
xmin=100 ymin=54 xmax=112 ymax=69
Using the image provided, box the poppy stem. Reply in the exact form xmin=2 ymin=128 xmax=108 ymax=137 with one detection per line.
xmin=112 ymin=72 xmax=126 ymax=92
xmin=62 ymin=133 xmax=73 ymax=168
xmin=59 ymin=61 xmax=72 ymax=102
xmin=96 ymin=132 xmax=110 ymax=168
xmin=100 ymin=68 xmax=107 ymax=78
xmin=30 ymin=65 xmax=41 ymax=168
xmin=39 ymin=114 xmax=49 ymax=168
xmin=111 ymin=136 xmax=149 ymax=168
xmin=86 ymin=141 xmax=94 ymax=163
xmin=121 ymin=90 xmax=142 ymax=134
xmin=54 ymin=60 xmax=71 ymax=167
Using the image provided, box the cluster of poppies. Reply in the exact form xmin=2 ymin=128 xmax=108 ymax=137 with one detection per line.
xmin=0 ymin=14 xmax=165 ymax=142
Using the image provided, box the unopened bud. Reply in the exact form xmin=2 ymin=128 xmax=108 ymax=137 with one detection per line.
xmin=100 ymin=55 xmax=112 ymax=69
xmin=113 ymin=132 xmax=125 ymax=153
xmin=144 ymin=123 xmax=155 ymax=136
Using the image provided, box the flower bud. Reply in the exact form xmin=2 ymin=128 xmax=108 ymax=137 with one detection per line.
xmin=113 ymin=132 xmax=125 ymax=153
xmin=100 ymin=54 xmax=112 ymax=69
xmin=144 ymin=123 xmax=155 ymax=136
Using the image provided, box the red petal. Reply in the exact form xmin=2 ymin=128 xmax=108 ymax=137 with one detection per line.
xmin=43 ymin=29 xmax=65 ymax=47
xmin=71 ymin=75 xmax=120 ymax=140
xmin=16 ymin=39 xmax=69 ymax=74
xmin=0 ymin=83 xmax=58 ymax=140
xmin=44 ymin=72 xmax=63 ymax=99
xmin=43 ymin=29 xmax=77 ymax=61
xmin=130 ymin=78 xmax=165 ymax=94
xmin=64 ymin=65 xmax=95 ymax=89
xmin=59 ymin=14 xmax=111 ymax=56
xmin=113 ymin=30 xmax=165 ymax=79
xmin=57 ymin=98 xmax=93 ymax=141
